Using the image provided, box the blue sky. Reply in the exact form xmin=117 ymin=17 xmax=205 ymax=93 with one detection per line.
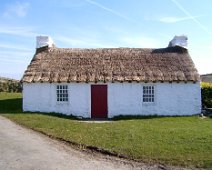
xmin=0 ymin=0 xmax=211 ymax=79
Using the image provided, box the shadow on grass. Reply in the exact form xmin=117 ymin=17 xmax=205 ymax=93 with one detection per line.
xmin=0 ymin=98 xmax=22 ymax=113
xmin=32 ymin=112 xmax=79 ymax=120
xmin=113 ymin=114 xmax=164 ymax=121
xmin=112 ymin=114 xmax=198 ymax=121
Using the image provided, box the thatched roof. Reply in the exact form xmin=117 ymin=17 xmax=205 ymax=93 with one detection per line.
xmin=22 ymin=46 xmax=200 ymax=83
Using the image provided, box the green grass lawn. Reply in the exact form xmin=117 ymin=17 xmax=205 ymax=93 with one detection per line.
xmin=1 ymin=92 xmax=212 ymax=168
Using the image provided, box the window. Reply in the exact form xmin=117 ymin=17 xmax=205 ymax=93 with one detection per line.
xmin=57 ymin=85 xmax=68 ymax=102
xmin=143 ymin=86 xmax=154 ymax=103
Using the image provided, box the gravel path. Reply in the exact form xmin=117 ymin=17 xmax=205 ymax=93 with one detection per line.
xmin=0 ymin=116 xmax=200 ymax=170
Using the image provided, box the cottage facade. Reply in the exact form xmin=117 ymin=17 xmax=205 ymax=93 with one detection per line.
xmin=22 ymin=36 xmax=201 ymax=118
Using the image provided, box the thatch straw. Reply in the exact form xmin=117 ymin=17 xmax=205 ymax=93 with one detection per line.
xmin=22 ymin=46 xmax=200 ymax=83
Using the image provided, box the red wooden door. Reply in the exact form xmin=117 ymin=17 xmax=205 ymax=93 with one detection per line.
xmin=91 ymin=85 xmax=108 ymax=118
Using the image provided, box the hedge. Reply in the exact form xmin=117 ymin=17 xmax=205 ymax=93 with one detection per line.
xmin=0 ymin=81 xmax=22 ymax=93
xmin=201 ymin=82 xmax=212 ymax=108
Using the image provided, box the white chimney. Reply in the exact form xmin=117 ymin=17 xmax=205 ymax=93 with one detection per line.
xmin=168 ymin=35 xmax=188 ymax=48
xmin=36 ymin=36 xmax=55 ymax=49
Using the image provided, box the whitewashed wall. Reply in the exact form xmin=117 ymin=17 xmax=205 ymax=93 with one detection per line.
xmin=108 ymin=83 xmax=143 ymax=117
xmin=108 ymin=82 xmax=201 ymax=117
xmin=23 ymin=83 xmax=90 ymax=117
xmin=23 ymin=82 xmax=201 ymax=118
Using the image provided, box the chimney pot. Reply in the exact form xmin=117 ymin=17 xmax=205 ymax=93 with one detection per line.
xmin=36 ymin=36 xmax=55 ymax=49
xmin=168 ymin=35 xmax=188 ymax=48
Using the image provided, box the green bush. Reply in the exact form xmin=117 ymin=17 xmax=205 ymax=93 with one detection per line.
xmin=0 ymin=80 xmax=22 ymax=93
xmin=201 ymin=82 xmax=212 ymax=108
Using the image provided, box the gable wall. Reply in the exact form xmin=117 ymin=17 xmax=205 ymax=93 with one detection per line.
xmin=23 ymin=82 xmax=201 ymax=117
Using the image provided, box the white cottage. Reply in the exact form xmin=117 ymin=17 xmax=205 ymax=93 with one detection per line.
xmin=22 ymin=36 xmax=201 ymax=118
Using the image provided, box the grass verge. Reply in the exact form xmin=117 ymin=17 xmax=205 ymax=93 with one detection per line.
xmin=1 ymin=92 xmax=212 ymax=168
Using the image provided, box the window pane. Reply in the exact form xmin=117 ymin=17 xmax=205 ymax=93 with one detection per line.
xmin=143 ymin=86 xmax=154 ymax=103
xmin=57 ymin=85 xmax=68 ymax=102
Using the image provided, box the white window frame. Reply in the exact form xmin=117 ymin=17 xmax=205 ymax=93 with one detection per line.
xmin=143 ymin=85 xmax=155 ymax=103
xmin=56 ymin=85 xmax=69 ymax=102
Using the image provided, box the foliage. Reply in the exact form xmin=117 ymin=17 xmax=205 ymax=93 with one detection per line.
xmin=0 ymin=78 xmax=22 ymax=93
xmin=201 ymin=82 xmax=212 ymax=108
xmin=1 ymin=93 xmax=212 ymax=168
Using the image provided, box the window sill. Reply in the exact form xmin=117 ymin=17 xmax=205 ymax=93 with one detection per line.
xmin=56 ymin=101 xmax=69 ymax=105
xmin=142 ymin=102 xmax=156 ymax=106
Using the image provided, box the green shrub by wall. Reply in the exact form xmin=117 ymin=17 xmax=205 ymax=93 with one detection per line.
xmin=201 ymin=82 xmax=212 ymax=108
